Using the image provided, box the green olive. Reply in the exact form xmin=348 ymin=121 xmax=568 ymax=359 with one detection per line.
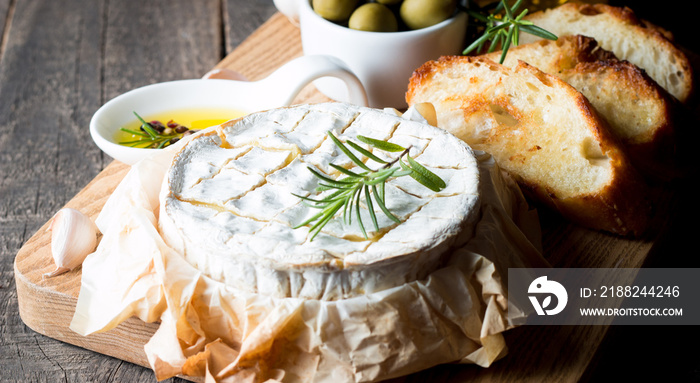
xmin=400 ymin=0 xmax=457 ymax=30
xmin=375 ymin=0 xmax=403 ymax=5
xmin=312 ymin=0 xmax=359 ymax=22
xmin=348 ymin=3 xmax=398 ymax=32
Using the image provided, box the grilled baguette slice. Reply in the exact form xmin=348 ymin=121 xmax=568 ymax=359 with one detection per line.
xmin=520 ymin=3 xmax=693 ymax=104
xmin=481 ymin=35 xmax=680 ymax=179
xmin=406 ymin=56 xmax=650 ymax=236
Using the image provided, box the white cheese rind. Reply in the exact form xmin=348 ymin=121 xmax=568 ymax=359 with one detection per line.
xmin=160 ymin=103 xmax=481 ymax=300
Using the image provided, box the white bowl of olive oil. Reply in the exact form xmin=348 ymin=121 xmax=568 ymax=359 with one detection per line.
xmin=90 ymin=55 xmax=368 ymax=165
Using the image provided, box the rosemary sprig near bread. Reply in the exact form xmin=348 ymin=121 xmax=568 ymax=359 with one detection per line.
xmin=293 ymin=132 xmax=446 ymax=241
xmin=463 ymin=0 xmax=557 ymax=63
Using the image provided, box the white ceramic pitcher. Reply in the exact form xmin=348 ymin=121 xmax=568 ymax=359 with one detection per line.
xmin=90 ymin=55 xmax=368 ymax=165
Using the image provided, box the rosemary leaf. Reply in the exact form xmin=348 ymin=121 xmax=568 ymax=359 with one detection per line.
xmin=120 ymin=127 xmax=149 ymax=137
xmin=503 ymin=0 xmax=515 ymax=19
xmin=318 ymin=182 xmax=355 ymax=190
xmin=309 ymin=211 xmax=335 ymax=240
xmin=488 ymin=32 xmax=501 ymax=53
xmin=293 ymin=191 xmax=344 ymax=205
xmin=500 ymin=24 xmax=515 ymax=64
xmin=377 ymin=182 xmax=385 ymax=203
xmin=328 ymin=132 xmax=371 ymax=171
xmin=372 ymin=184 xmax=400 ymax=224
xmin=519 ymin=24 xmax=558 ymax=40
xmin=364 ymin=184 xmax=379 ymax=232
xmin=329 ymin=164 xmax=364 ymax=178
xmin=465 ymin=9 xmax=489 ymax=23
xmin=347 ymin=186 xmax=362 ymax=225
xmin=118 ymin=139 xmax=153 ymax=145
xmin=462 ymin=32 xmax=493 ymax=55
xmin=392 ymin=169 xmax=413 ymax=177
xmin=515 ymin=8 xmax=529 ymax=21
xmin=307 ymin=167 xmax=355 ymax=185
xmin=346 ymin=140 xmax=387 ymax=164
xmin=404 ymin=155 xmax=446 ymax=192
xmin=134 ymin=111 xmax=158 ymax=139
xmin=364 ymin=168 xmax=397 ymax=186
xmin=293 ymin=208 xmax=327 ymax=229
xmin=354 ymin=188 xmax=366 ymax=239
xmin=462 ymin=34 xmax=491 ymax=55
xmin=309 ymin=199 xmax=344 ymax=235
xmin=356 ymin=135 xmax=406 ymax=152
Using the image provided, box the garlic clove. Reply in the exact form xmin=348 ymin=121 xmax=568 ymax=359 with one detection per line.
xmin=44 ymin=208 xmax=100 ymax=278
xmin=44 ymin=266 xmax=72 ymax=278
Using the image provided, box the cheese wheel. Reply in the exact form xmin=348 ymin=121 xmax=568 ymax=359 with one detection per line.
xmin=159 ymin=103 xmax=480 ymax=300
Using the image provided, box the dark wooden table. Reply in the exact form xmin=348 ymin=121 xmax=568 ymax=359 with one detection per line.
xmin=2 ymin=1 xmax=700 ymax=382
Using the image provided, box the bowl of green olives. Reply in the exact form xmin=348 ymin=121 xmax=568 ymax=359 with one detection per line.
xmin=312 ymin=0 xmax=461 ymax=32
xmin=274 ymin=0 xmax=467 ymax=108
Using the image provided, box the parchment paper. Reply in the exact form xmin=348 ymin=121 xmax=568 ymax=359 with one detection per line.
xmin=71 ymin=106 xmax=549 ymax=382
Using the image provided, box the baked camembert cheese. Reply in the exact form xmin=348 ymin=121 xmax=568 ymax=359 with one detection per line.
xmin=159 ymin=103 xmax=481 ymax=300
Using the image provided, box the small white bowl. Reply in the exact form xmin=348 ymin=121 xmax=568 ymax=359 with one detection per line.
xmin=90 ymin=55 xmax=368 ymax=165
xmin=275 ymin=0 xmax=468 ymax=109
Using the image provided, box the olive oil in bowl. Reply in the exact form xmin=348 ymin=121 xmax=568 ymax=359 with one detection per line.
xmin=115 ymin=108 xmax=246 ymax=148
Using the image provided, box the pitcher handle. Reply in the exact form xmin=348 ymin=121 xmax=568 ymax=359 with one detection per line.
xmin=202 ymin=55 xmax=368 ymax=110
xmin=254 ymin=55 xmax=368 ymax=109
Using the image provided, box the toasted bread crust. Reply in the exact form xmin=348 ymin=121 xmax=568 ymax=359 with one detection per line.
xmin=522 ymin=3 xmax=694 ymax=103
xmin=565 ymin=60 xmax=680 ymax=178
xmin=480 ymin=35 xmax=680 ymax=179
xmin=406 ymin=56 xmax=650 ymax=236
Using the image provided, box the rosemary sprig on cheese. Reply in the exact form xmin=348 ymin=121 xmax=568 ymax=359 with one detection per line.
xmin=462 ymin=0 xmax=557 ymax=64
xmin=293 ymin=132 xmax=446 ymax=241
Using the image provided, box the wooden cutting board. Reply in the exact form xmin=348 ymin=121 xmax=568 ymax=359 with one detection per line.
xmin=14 ymin=12 xmax=674 ymax=382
